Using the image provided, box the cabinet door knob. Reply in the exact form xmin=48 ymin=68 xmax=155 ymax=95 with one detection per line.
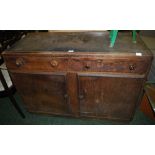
xmin=64 ymin=94 xmax=68 ymax=99
xmin=50 ymin=60 xmax=58 ymax=67
xmin=79 ymin=95 xmax=84 ymax=100
xmin=16 ymin=58 xmax=24 ymax=67
xmin=129 ymin=64 xmax=136 ymax=71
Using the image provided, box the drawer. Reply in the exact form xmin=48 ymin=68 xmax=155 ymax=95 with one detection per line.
xmin=4 ymin=55 xmax=69 ymax=72
xmin=69 ymin=58 xmax=149 ymax=74
xmin=4 ymin=54 xmax=150 ymax=74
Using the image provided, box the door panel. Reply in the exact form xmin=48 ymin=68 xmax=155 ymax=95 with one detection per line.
xmin=10 ymin=72 xmax=70 ymax=115
xmin=78 ymin=74 xmax=143 ymax=120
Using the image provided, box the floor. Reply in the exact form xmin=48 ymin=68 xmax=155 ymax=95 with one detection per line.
xmin=0 ymin=93 xmax=155 ymax=125
xmin=0 ymin=31 xmax=155 ymax=125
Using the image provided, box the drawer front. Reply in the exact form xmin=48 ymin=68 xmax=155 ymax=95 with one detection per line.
xmin=4 ymin=55 xmax=149 ymax=74
xmin=4 ymin=55 xmax=69 ymax=72
xmin=69 ymin=58 xmax=149 ymax=74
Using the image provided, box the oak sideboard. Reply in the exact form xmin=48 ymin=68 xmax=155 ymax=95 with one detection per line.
xmin=2 ymin=31 xmax=153 ymax=121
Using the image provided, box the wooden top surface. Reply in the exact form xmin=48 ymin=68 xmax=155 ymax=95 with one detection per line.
xmin=4 ymin=31 xmax=152 ymax=57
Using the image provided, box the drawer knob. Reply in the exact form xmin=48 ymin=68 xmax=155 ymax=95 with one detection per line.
xmin=97 ymin=60 xmax=102 ymax=63
xmin=50 ymin=60 xmax=58 ymax=67
xmin=84 ymin=64 xmax=90 ymax=70
xmin=129 ymin=64 xmax=136 ymax=71
xmin=16 ymin=58 xmax=24 ymax=67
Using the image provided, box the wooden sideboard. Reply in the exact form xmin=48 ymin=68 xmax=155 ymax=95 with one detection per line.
xmin=2 ymin=31 xmax=153 ymax=121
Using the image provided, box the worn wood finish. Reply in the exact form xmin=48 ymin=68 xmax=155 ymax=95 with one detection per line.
xmin=66 ymin=72 xmax=79 ymax=116
xmin=2 ymin=31 xmax=153 ymax=121
xmin=4 ymin=54 xmax=150 ymax=74
xmin=78 ymin=74 xmax=143 ymax=120
xmin=140 ymin=93 xmax=155 ymax=120
xmin=3 ymin=31 xmax=151 ymax=55
xmin=10 ymin=72 xmax=71 ymax=115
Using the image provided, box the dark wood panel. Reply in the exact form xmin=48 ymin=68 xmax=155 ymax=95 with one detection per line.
xmin=4 ymin=55 xmax=69 ymax=72
xmin=78 ymin=75 xmax=143 ymax=120
xmin=4 ymin=31 xmax=151 ymax=56
xmin=66 ymin=72 xmax=79 ymax=116
xmin=4 ymin=54 xmax=150 ymax=74
xmin=140 ymin=93 xmax=155 ymax=120
xmin=2 ymin=31 xmax=152 ymax=121
xmin=69 ymin=57 xmax=149 ymax=74
xmin=10 ymin=72 xmax=71 ymax=115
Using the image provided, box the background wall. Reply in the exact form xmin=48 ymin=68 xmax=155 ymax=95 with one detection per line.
xmin=140 ymin=30 xmax=155 ymax=81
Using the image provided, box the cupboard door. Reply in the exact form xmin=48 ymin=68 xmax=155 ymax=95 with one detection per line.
xmin=78 ymin=74 xmax=144 ymax=120
xmin=10 ymin=72 xmax=71 ymax=115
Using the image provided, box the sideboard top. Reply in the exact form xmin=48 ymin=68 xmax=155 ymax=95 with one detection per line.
xmin=4 ymin=31 xmax=152 ymax=56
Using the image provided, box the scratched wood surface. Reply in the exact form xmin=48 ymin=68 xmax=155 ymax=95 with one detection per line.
xmin=2 ymin=31 xmax=153 ymax=121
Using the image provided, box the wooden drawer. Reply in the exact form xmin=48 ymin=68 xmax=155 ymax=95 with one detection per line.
xmin=4 ymin=54 xmax=149 ymax=74
xmin=69 ymin=57 xmax=149 ymax=74
xmin=4 ymin=55 xmax=69 ymax=72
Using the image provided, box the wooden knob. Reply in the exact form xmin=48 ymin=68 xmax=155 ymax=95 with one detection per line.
xmin=84 ymin=64 xmax=90 ymax=70
xmin=129 ymin=64 xmax=136 ymax=71
xmin=97 ymin=60 xmax=102 ymax=63
xmin=95 ymin=99 xmax=100 ymax=104
xmin=79 ymin=95 xmax=84 ymax=100
xmin=16 ymin=58 xmax=24 ymax=67
xmin=50 ymin=60 xmax=58 ymax=67
xmin=64 ymin=94 xmax=68 ymax=99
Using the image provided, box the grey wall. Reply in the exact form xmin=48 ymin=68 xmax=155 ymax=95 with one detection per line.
xmin=140 ymin=31 xmax=155 ymax=81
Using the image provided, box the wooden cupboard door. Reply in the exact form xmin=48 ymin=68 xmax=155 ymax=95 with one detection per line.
xmin=10 ymin=72 xmax=71 ymax=115
xmin=78 ymin=74 xmax=144 ymax=120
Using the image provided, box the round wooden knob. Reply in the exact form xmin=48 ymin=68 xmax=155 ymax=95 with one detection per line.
xmin=50 ymin=60 xmax=58 ymax=67
xmin=64 ymin=94 xmax=68 ymax=99
xmin=95 ymin=99 xmax=100 ymax=104
xmin=84 ymin=64 xmax=90 ymax=70
xmin=79 ymin=95 xmax=84 ymax=100
xmin=129 ymin=64 xmax=136 ymax=71
xmin=97 ymin=59 xmax=102 ymax=63
xmin=16 ymin=58 xmax=24 ymax=67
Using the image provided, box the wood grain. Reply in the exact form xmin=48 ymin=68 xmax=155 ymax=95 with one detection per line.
xmin=2 ymin=32 xmax=153 ymax=121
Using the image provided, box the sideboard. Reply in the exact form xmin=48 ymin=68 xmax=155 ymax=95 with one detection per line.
xmin=2 ymin=31 xmax=153 ymax=121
